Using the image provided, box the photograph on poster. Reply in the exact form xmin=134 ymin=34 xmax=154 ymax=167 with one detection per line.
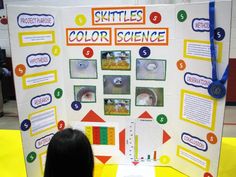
xmin=104 ymin=98 xmax=130 ymax=116
xmin=69 ymin=59 xmax=97 ymax=79
xmin=74 ymin=86 xmax=96 ymax=103
xmin=101 ymin=50 xmax=131 ymax=70
xmin=135 ymin=87 xmax=164 ymax=106
xmin=136 ymin=59 xmax=166 ymax=80
xmin=103 ymin=75 xmax=130 ymax=94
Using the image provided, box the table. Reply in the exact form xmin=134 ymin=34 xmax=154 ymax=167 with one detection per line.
xmin=0 ymin=130 xmax=235 ymax=177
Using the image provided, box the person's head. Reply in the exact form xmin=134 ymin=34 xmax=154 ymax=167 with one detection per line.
xmin=44 ymin=128 xmax=94 ymax=177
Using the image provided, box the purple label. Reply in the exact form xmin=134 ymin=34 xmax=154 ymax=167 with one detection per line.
xmin=181 ymin=133 xmax=208 ymax=152
xmin=26 ymin=53 xmax=51 ymax=68
xmin=31 ymin=94 xmax=52 ymax=109
xmin=17 ymin=13 xmax=54 ymax=28
xmin=192 ymin=18 xmax=210 ymax=32
xmin=35 ymin=133 xmax=54 ymax=149
xmin=184 ymin=72 xmax=212 ymax=89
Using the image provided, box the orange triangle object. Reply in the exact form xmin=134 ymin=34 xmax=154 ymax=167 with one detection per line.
xmin=81 ymin=110 xmax=105 ymax=122
xmin=95 ymin=156 xmax=112 ymax=164
xmin=163 ymin=130 xmax=171 ymax=144
xmin=132 ymin=162 xmax=139 ymax=166
xmin=138 ymin=111 xmax=153 ymax=119
xmin=119 ymin=129 xmax=126 ymax=155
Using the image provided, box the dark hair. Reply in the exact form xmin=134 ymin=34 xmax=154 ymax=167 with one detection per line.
xmin=44 ymin=128 xmax=94 ymax=177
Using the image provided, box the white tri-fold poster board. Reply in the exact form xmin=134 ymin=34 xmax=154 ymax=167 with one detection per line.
xmin=7 ymin=0 xmax=231 ymax=177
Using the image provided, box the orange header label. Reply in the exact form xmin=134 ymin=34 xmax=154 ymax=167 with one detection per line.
xmin=66 ymin=28 xmax=112 ymax=46
xmin=115 ymin=28 xmax=169 ymax=46
xmin=92 ymin=6 xmax=146 ymax=25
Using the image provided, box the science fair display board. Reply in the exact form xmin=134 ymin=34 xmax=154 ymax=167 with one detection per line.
xmin=7 ymin=0 xmax=231 ymax=177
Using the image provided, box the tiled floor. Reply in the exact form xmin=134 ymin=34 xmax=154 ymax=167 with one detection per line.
xmin=0 ymin=100 xmax=236 ymax=137
xmin=222 ymin=106 xmax=236 ymax=137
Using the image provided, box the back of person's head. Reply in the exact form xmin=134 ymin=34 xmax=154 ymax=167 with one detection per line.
xmin=44 ymin=128 xmax=94 ymax=177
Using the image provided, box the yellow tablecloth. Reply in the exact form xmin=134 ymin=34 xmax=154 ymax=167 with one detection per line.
xmin=0 ymin=130 xmax=235 ymax=177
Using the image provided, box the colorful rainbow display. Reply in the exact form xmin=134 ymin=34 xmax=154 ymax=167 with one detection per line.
xmin=92 ymin=7 xmax=145 ymax=25
xmin=85 ymin=126 xmax=115 ymax=145
xmin=66 ymin=28 xmax=111 ymax=45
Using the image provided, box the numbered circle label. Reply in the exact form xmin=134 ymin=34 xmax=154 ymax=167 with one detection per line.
xmin=207 ymin=132 xmax=217 ymax=144
xmin=83 ymin=47 xmax=94 ymax=58
xmin=204 ymin=172 xmax=213 ymax=177
xmin=214 ymin=27 xmax=225 ymax=41
xmin=21 ymin=119 xmax=31 ymax=131
xmin=139 ymin=47 xmax=151 ymax=58
xmin=150 ymin=12 xmax=162 ymax=24
xmin=15 ymin=64 xmax=26 ymax=77
xmin=27 ymin=152 xmax=37 ymax=163
xmin=160 ymin=155 xmax=170 ymax=164
xmin=52 ymin=45 xmax=61 ymax=56
xmin=177 ymin=59 xmax=186 ymax=71
xmin=75 ymin=14 xmax=87 ymax=26
xmin=156 ymin=114 xmax=168 ymax=124
xmin=71 ymin=101 xmax=82 ymax=111
xmin=58 ymin=120 xmax=65 ymax=130
xmin=54 ymin=88 xmax=63 ymax=99
xmin=177 ymin=10 xmax=187 ymax=22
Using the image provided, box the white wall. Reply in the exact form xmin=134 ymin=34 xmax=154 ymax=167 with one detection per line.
xmin=0 ymin=0 xmax=32 ymax=57
xmin=0 ymin=0 xmax=235 ymax=58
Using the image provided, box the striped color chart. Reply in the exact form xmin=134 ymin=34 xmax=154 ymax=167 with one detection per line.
xmin=85 ymin=126 xmax=115 ymax=145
